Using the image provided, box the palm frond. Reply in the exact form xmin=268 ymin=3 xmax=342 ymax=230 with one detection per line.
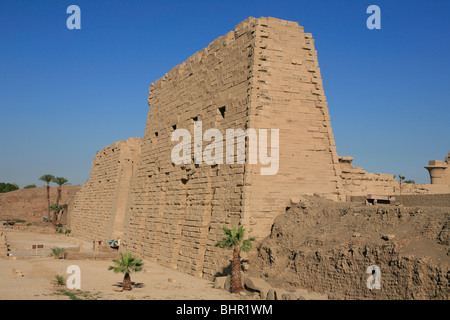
xmin=39 ymin=174 xmax=55 ymax=184
xmin=52 ymin=176 xmax=69 ymax=187
xmin=108 ymin=252 xmax=144 ymax=275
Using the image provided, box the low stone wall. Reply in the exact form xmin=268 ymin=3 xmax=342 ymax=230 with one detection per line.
xmin=350 ymin=193 xmax=450 ymax=207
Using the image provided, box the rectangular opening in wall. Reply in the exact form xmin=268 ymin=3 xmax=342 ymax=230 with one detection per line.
xmin=154 ymin=132 xmax=159 ymax=137
xmin=219 ymin=106 xmax=226 ymax=118
xmin=172 ymin=125 xmax=177 ymax=131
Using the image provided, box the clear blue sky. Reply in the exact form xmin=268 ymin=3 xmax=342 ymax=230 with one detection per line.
xmin=0 ymin=0 xmax=449 ymax=187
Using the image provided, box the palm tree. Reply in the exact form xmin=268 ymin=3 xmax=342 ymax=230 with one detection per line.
xmin=51 ymin=247 xmax=66 ymax=259
xmin=108 ymin=252 xmax=144 ymax=291
xmin=398 ymin=174 xmax=405 ymax=204
xmin=52 ymin=176 xmax=69 ymax=205
xmin=39 ymin=174 xmax=55 ymax=218
xmin=49 ymin=203 xmax=62 ymax=227
xmin=215 ymin=226 xmax=255 ymax=293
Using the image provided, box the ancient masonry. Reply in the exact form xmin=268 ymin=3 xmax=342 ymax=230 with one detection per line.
xmin=0 ymin=232 xmax=7 ymax=257
xmin=426 ymin=151 xmax=450 ymax=185
xmin=70 ymin=17 xmax=450 ymax=280
xmin=70 ymin=138 xmax=142 ymax=242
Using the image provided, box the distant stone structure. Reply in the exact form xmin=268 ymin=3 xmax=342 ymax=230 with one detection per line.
xmin=426 ymin=151 xmax=450 ymax=185
xmin=0 ymin=232 xmax=7 ymax=257
xmin=69 ymin=17 xmax=450 ymax=280
xmin=70 ymin=138 xmax=142 ymax=243
xmin=339 ymin=154 xmax=450 ymax=197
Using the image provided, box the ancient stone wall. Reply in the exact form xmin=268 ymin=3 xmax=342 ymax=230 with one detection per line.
xmin=242 ymin=17 xmax=343 ymax=241
xmin=350 ymin=193 xmax=450 ymax=207
xmin=339 ymin=156 xmax=450 ymax=197
xmin=70 ymin=138 xmax=142 ymax=243
xmin=68 ymin=16 xmax=449 ymax=281
xmin=426 ymin=151 xmax=450 ymax=185
xmin=119 ymin=17 xmax=343 ymax=280
xmin=121 ymin=18 xmax=257 ymax=278
xmin=0 ymin=232 xmax=7 ymax=257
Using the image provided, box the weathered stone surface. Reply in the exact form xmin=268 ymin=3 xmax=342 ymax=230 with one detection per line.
xmin=119 ymin=16 xmax=344 ymax=280
xmin=70 ymin=138 xmax=142 ymax=243
xmin=244 ymin=276 xmax=272 ymax=299
xmin=0 ymin=232 xmax=7 ymax=257
xmin=213 ymin=276 xmax=229 ymax=289
xmin=339 ymin=154 xmax=450 ymax=197
xmin=67 ymin=16 xmax=449 ymax=283
xmin=381 ymin=234 xmax=395 ymax=241
xmin=0 ymin=186 xmax=81 ymax=223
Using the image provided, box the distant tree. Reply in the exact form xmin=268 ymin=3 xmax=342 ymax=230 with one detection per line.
xmin=404 ymin=180 xmax=415 ymax=184
xmin=51 ymin=247 xmax=66 ymax=259
xmin=39 ymin=174 xmax=55 ymax=218
xmin=398 ymin=174 xmax=405 ymax=204
xmin=49 ymin=203 xmax=62 ymax=227
xmin=52 ymin=177 xmax=69 ymax=205
xmin=215 ymin=226 xmax=255 ymax=293
xmin=24 ymin=184 xmax=37 ymax=189
xmin=0 ymin=183 xmax=19 ymax=193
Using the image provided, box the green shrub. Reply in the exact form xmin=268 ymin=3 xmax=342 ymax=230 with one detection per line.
xmin=24 ymin=184 xmax=37 ymax=189
xmin=53 ymin=274 xmax=66 ymax=287
xmin=51 ymin=247 xmax=66 ymax=259
xmin=0 ymin=182 xmax=19 ymax=193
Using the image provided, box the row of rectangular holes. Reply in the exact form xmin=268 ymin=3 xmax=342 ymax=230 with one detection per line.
xmin=153 ymin=107 xmax=225 ymax=138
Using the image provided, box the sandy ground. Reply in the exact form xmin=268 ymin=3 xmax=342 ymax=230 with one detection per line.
xmin=0 ymin=228 xmax=253 ymax=300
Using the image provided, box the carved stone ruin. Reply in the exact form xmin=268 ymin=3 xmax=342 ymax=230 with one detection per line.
xmin=69 ymin=17 xmax=450 ymax=280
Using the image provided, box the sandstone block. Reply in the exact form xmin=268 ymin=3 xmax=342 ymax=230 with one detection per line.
xmin=244 ymin=277 xmax=272 ymax=299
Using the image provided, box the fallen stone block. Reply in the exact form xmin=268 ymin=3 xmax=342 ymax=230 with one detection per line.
xmin=244 ymin=277 xmax=272 ymax=299
xmin=214 ymin=276 xmax=229 ymax=289
xmin=381 ymin=234 xmax=395 ymax=241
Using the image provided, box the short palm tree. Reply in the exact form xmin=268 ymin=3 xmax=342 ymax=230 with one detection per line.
xmin=52 ymin=176 xmax=69 ymax=205
xmin=51 ymin=247 xmax=66 ymax=259
xmin=215 ymin=226 xmax=255 ymax=293
xmin=49 ymin=203 xmax=62 ymax=227
xmin=39 ymin=174 xmax=55 ymax=218
xmin=108 ymin=252 xmax=144 ymax=291
xmin=53 ymin=274 xmax=66 ymax=287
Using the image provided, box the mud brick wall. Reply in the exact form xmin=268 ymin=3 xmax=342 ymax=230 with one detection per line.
xmin=275 ymin=243 xmax=449 ymax=300
xmin=70 ymin=138 xmax=142 ymax=243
